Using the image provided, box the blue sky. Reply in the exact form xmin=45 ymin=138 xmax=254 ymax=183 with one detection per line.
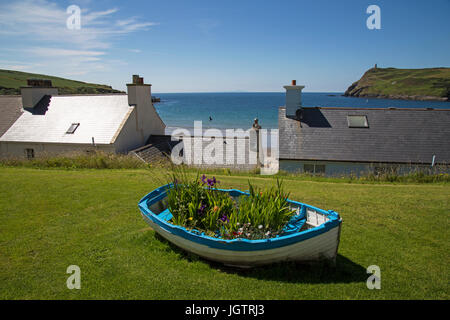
xmin=0 ymin=0 xmax=449 ymax=92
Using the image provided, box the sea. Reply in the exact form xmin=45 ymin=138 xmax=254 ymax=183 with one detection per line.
xmin=153 ymin=92 xmax=449 ymax=135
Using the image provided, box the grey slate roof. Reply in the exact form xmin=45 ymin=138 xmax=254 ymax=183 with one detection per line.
xmin=0 ymin=94 xmax=133 ymax=145
xmin=0 ymin=96 xmax=23 ymax=138
xmin=278 ymin=107 xmax=450 ymax=164
xmin=131 ymin=135 xmax=179 ymax=162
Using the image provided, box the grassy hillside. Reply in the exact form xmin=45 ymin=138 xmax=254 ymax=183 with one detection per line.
xmin=344 ymin=67 xmax=450 ymax=101
xmin=0 ymin=166 xmax=448 ymax=299
xmin=0 ymin=69 xmax=124 ymax=95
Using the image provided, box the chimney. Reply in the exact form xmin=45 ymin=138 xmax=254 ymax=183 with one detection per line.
xmin=283 ymin=80 xmax=305 ymax=118
xmin=127 ymin=74 xmax=151 ymax=106
xmin=126 ymin=74 xmax=154 ymax=131
xmin=21 ymin=79 xmax=58 ymax=109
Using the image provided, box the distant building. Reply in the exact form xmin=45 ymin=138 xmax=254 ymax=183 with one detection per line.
xmin=278 ymin=81 xmax=450 ymax=175
xmin=0 ymin=75 xmax=165 ymax=158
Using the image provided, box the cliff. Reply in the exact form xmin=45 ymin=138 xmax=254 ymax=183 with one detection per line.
xmin=344 ymin=67 xmax=449 ymax=101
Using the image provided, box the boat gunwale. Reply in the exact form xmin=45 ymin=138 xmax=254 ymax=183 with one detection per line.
xmin=138 ymin=184 xmax=341 ymax=250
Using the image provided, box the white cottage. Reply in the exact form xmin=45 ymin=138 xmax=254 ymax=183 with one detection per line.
xmin=0 ymin=76 xmax=165 ymax=158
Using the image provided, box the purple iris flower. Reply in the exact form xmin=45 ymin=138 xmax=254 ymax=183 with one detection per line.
xmin=206 ymin=176 xmax=218 ymax=187
xmin=201 ymin=174 xmax=207 ymax=184
xmin=220 ymin=214 xmax=229 ymax=223
xmin=197 ymin=204 xmax=206 ymax=215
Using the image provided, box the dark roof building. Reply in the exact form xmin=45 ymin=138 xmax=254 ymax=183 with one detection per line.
xmin=278 ymin=80 xmax=450 ymax=175
xmin=278 ymin=106 xmax=450 ymax=165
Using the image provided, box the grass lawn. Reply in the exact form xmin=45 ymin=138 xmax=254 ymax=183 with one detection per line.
xmin=0 ymin=167 xmax=448 ymax=299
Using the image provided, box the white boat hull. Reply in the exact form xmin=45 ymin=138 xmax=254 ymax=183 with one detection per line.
xmin=142 ymin=213 xmax=341 ymax=267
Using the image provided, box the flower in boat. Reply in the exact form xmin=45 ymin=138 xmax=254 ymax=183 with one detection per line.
xmin=197 ymin=204 xmax=206 ymax=216
xmin=188 ymin=217 xmax=193 ymax=221
xmin=213 ymin=205 xmax=219 ymax=212
xmin=258 ymin=225 xmax=263 ymax=229
xmin=203 ymin=176 xmax=219 ymax=187
xmin=207 ymin=178 xmax=215 ymax=187
xmin=220 ymin=214 xmax=229 ymax=223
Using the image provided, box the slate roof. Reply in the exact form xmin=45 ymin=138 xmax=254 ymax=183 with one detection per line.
xmin=131 ymin=135 xmax=178 ymax=162
xmin=278 ymin=107 xmax=450 ymax=164
xmin=0 ymin=96 xmax=23 ymax=138
xmin=0 ymin=94 xmax=133 ymax=145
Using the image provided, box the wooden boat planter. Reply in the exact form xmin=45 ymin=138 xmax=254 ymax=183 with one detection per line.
xmin=138 ymin=184 xmax=342 ymax=267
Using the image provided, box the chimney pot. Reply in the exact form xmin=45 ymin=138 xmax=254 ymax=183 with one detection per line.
xmin=27 ymin=79 xmax=53 ymax=87
xmin=132 ymin=75 xmax=140 ymax=84
xmin=292 ymin=80 xmax=296 ymax=86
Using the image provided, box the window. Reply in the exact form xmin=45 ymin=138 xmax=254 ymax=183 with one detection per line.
xmin=66 ymin=123 xmax=80 ymax=134
xmin=25 ymin=148 xmax=34 ymax=159
xmin=347 ymin=115 xmax=368 ymax=128
xmin=304 ymin=164 xmax=325 ymax=174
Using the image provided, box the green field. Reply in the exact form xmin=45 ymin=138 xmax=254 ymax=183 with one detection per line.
xmin=344 ymin=67 xmax=450 ymax=101
xmin=0 ymin=69 xmax=123 ymax=95
xmin=0 ymin=167 xmax=448 ymax=299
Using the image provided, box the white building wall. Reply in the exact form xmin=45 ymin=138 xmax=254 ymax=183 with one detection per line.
xmin=0 ymin=141 xmax=114 ymax=158
xmin=280 ymin=160 xmax=449 ymax=176
xmin=113 ymin=108 xmax=145 ymax=153
xmin=127 ymin=84 xmax=165 ymax=139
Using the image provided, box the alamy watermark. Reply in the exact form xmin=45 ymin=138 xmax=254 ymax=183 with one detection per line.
xmin=66 ymin=265 xmax=81 ymax=289
xmin=66 ymin=5 xmax=81 ymax=30
xmin=366 ymin=5 xmax=381 ymax=30
xmin=170 ymin=121 xmax=279 ymax=175
xmin=366 ymin=265 xmax=381 ymax=289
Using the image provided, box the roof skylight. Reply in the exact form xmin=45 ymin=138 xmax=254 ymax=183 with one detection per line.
xmin=66 ymin=123 xmax=80 ymax=134
xmin=347 ymin=115 xmax=368 ymax=128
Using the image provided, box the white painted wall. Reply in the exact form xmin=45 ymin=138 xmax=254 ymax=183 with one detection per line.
xmin=126 ymin=84 xmax=165 ymax=139
xmin=279 ymin=159 xmax=446 ymax=176
xmin=283 ymin=85 xmax=304 ymax=117
xmin=0 ymin=141 xmax=114 ymax=158
xmin=113 ymin=107 xmax=145 ymax=153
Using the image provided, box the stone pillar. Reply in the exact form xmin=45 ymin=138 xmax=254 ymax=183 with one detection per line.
xmin=250 ymin=118 xmax=262 ymax=168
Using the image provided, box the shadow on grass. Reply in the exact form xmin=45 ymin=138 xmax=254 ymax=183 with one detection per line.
xmin=152 ymin=233 xmax=367 ymax=284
